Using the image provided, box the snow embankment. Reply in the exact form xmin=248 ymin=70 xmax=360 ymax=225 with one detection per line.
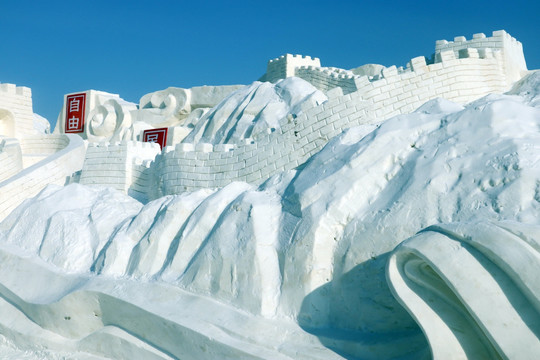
xmin=0 ymin=71 xmax=539 ymax=359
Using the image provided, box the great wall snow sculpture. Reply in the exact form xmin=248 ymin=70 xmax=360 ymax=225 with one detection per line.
xmin=0 ymin=30 xmax=539 ymax=359
xmin=71 ymin=30 xmax=529 ymax=200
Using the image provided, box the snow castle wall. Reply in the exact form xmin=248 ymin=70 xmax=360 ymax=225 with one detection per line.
xmin=0 ymin=84 xmax=34 ymax=137
xmin=0 ymin=134 xmax=86 ymax=220
xmin=265 ymin=30 xmax=523 ymax=100
xmin=148 ymin=32 xmax=515 ymax=197
xmin=264 ymin=54 xmax=321 ymax=83
xmin=79 ymin=141 xmax=161 ymax=202
xmin=151 ymin=89 xmax=373 ymax=197
xmin=0 ymin=30 xmax=528 ymax=203
xmin=434 ymin=30 xmax=527 ymax=86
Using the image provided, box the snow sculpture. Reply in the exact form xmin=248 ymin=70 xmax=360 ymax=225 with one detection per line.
xmin=0 ymin=30 xmax=538 ymax=359
xmin=182 ymin=77 xmax=327 ymax=144
xmin=64 ymin=30 xmax=530 ymax=200
xmin=262 ymin=53 xmax=321 ymax=83
xmin=0 ymin=84 xmax=33 ymax=137
xmin=387 ymin=221 xmax=540 ymax=359
xmin=86 ymin=97 xmax=137 ymax=142
xmin=55 ymin=90 xmax=137 ymax=142
xmin=137 ymin=85 xmax=243 ymax=127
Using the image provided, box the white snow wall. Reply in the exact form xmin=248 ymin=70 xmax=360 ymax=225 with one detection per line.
xmin=265 ymin=30 xmax=526 ymax=95
xmin=80 ymin=30 xmax=522 ymax=199
xmin=0 ymin=84 xmax=33 ymax=138
xmin=0 ymin=134 xmax=86 ymax=220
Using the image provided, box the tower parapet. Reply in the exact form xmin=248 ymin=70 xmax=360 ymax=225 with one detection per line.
xmin=435 ymin=30 xmax=527 ymax=86
xmin=0 ymin=83 xmax=34 ymax=137
xmin=264 ymin=54 xmax=321 ymax=83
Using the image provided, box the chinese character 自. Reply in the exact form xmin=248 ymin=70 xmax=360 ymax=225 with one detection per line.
xmin=69 ymin=98 xmax=80 ymax=113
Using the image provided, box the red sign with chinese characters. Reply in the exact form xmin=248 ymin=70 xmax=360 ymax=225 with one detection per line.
xmin=143 ymin=128 xmax=168 ymax=149
xmin=65 ymin=93 xmax=86 ymax=133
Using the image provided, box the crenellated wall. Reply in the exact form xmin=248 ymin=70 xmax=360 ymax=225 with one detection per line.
xmin=435 ymin=30 xmax=527 ymax=85
xmin=295 ymin=66 xmax=357 ymax=94
xmin=263 ymin=54 xmax=321 ymax=83
xmin=79 ymin=141 xmax=161 ymax=202
xmin=1 ymin=30 xmax=529 ymax=204
xmin=150 ymin=88 xmax=373 ymax=197
xmin=146 ymin=40 xmax=511 ymax=197
xmin=352 ymin=47 xmax=506 ymax=118
xmin=71 ymin=30 xmax=527 ymax=200
xmin=0 ymin=84 xmax=34 ymax=137
xmin=263 ymin=30 xmax=524 ymax=100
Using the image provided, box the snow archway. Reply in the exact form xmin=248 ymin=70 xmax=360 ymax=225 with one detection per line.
xmin=0 ymin=109 xmax=15 ymax=137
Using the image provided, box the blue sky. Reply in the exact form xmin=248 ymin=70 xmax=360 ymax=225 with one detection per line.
xmin=1 ymin=0 xmax=538 ymax=129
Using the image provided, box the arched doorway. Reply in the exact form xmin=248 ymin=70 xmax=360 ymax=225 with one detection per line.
xmin=0 ymin=109 xmax=15 ymax=137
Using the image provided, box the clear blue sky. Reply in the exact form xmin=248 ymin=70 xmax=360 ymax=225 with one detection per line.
xmin=1 ymin=0 xmax=538 ymax=130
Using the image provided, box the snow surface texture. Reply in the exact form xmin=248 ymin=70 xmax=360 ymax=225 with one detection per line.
xmin=1 ymin=71 xmax=540 ymax=359
xmin=182 ymin=77 xmax=328 ymax=144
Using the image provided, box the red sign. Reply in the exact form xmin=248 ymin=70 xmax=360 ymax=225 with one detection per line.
xmin=65 ymin=93 xmax=86 ymax=133
xmin=143 ymin=128 xmax=168 ymax=149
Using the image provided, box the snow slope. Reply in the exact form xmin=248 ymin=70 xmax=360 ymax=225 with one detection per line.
xmin=182 ymin=77 xmax=327 ymax=144
xmin=0 ymin=71 xmax=540 ymax=359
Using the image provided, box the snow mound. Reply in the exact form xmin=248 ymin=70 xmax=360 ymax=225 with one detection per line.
xmin=183 ymin=77 xmax=327 ymax=144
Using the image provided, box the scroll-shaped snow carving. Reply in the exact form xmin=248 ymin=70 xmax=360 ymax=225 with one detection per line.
xmin=86 ymin=98 xmax=137 ymax=142
xmin=137 ymin=85 xmax=244 ymax=128
xmin=387 ymin=221 xmax=540 ymax=359
xmin=139 ymin=87 xmax=191 ymax=127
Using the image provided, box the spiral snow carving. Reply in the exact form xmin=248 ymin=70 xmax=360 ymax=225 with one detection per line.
xmin=387 ymin=221 xmax=540 ymax=359
xmin=86 ymin=98 xmax=136 ymax=142
xmin=139 ymin=87 xmax=191 ymax=127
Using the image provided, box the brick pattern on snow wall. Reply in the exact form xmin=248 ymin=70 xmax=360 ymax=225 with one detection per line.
xmin=0 ymin=84 xmax=34 ymax=137
xmin=79 ymin=141 xmax=161 ymax=202
xmin=145 ymin=35 xmax=513 ymax=198
xmin=266 ymin=30 xmax=523 ymax=97
xmin=71 ymin=30 xmax=530 ymax=200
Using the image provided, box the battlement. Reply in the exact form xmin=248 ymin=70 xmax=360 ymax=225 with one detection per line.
xmin=77 ymin=30 xmax=523 ymax=199
xmin=0 ymin=83 xmax=32 ymax=97
xmin=435 ymin=30 xmax=527 ymax=84
xmin=264 ymin=53 xmax=321 ymax=83
xmin=80 ymin=140 xmax=160 ymax=199
xmin=2 ymin=29 xmax=527 ymax=203
xmin=295 ymin=66 xmax=357 ymax=94
xmin=268 ymin=54 xmax=320 ymax=64
xmin=87 ymin=140 xmax=160 ymax=151
xmin=435 ymin=30 xmax=519 ymax=52
xmin=297 ymin=66 xmax=355 ymax=79
xmin=0 ymin=83 xmax=34 ymax=138
xmin=261 ymin=30 xmax=526 ymax=97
